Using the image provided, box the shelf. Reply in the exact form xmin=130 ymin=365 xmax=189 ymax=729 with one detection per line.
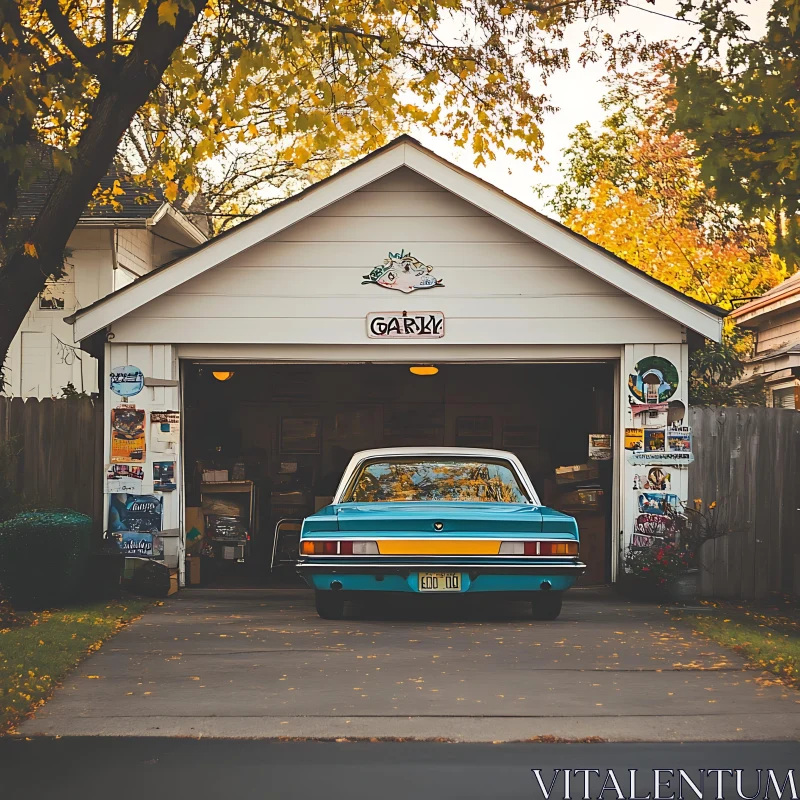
xmin=201 ymin=481 xmax=253 ymax=494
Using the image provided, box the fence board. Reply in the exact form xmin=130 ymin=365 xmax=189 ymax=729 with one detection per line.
xmin=690 ymin=406 xmax=800 ymax=600
xmin=0 ymin=396 xmax=103 ymax=542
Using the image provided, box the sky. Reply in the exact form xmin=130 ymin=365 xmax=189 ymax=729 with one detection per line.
xmin=410 ymin=0 xmax=771 ymax=216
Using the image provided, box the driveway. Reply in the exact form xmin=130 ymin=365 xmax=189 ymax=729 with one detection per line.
xmin=18 ymin=588 xmax=800 ymax=741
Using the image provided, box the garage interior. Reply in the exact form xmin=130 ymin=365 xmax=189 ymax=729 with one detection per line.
xmin=182 ymin=363 xmax=614 ymax=587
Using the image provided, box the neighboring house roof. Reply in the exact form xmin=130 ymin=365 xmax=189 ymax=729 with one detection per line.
xmin=15 ymin=147 xmax=209 ymax=241
xmin=67 ymin=135 xmax=725 ymax=342
xmin=730 ymin=271 xmax=800 ymax=327
xmin=748 ymin=341 xmax=800 ymax=363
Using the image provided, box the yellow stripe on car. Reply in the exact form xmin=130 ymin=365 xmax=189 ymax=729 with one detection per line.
xmin=377 ymin=539 xmax=501 ymax=555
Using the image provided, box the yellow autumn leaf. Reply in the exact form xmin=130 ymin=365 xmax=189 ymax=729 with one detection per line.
xmin=157 ymin=0 xmax=179 ymax=26
xmin=164 ymin=181 xmax=179 ymax=202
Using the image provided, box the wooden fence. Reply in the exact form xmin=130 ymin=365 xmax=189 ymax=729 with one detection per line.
xmin=0 ymin=396 xmax=104 ymax=540
xmin=690 ymin=406 xmax=800 ymax=600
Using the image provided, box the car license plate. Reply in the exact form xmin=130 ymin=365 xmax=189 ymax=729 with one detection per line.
xmin=418 ymin=572 xmax=462 ymax=592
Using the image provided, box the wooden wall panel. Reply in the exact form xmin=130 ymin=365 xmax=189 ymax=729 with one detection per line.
xmin=691 ymin=406 xmax=800 ymax=600
xmin=0 ymin=396 xmax=104 ymax=541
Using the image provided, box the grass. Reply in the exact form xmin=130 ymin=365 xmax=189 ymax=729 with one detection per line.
xmin=0 ymin=598 xmax=152 ymax=734
xmin=673 ymin=601 xmax=800 ymax=687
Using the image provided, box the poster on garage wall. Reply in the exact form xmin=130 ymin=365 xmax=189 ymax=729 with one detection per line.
xmin=106 ymin=464 xmax=144 ymax=493
xmin=623 ymin=350 xmax=691 ymax=560
xmin=110 ymin=406 xmax=146 ymax=463
xmin=109 ymin=493 xmax=162 ymax=532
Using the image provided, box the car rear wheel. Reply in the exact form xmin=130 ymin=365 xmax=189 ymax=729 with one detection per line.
xmin=531 ymin=592 xmax=562 ymax=621
xmin=315 ymin=591 xmax=345 ymax=620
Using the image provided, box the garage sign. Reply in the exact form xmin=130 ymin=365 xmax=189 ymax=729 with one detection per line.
xmin=367 ymin=312 xmax=445 ymax=339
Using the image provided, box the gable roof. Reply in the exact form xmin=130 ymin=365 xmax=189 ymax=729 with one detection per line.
xmin=68 ymin=135 xmax=724 ymax=342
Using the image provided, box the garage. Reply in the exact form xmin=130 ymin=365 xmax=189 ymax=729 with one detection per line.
xmin=67 ymin=135 xmax=723 ymax=591
xmin=182 ymin=362 xmax=615 ymax=585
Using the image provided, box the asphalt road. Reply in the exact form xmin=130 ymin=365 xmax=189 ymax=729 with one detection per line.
xmin=17 ymin=586 xmax=800 ymax=741
xmin=1 ymin=739 xmax=798 ymax=800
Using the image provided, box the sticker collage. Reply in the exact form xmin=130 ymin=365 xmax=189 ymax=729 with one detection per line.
xmin=107 ymin=365 xmax=178 ymax=558
xmin=625 ymin=356 xmax=692 ymax=550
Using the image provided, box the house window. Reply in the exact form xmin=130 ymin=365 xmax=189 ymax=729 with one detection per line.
xmin=772 ymin=386 xmax=797 ymax=410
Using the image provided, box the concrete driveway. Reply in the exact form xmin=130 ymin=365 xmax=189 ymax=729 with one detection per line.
xmin=19 ymin=588 xmax=800 ymax=741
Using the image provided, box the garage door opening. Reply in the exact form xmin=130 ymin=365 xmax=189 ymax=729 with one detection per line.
xmin=182 ymin=363 xmax=615 ymax=588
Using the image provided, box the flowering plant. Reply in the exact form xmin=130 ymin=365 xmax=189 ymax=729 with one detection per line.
xmin=624 ymin=540 xmax=695 ymax=587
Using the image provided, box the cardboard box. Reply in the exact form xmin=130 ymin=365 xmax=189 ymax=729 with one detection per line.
xmin=168 ymin=568 xmax=179 ymax=596
xmin=201 ymin=469 xmax=229 ymax=482
xmin=185 ymin=555 xmax=201 ymax=586
xmin=554 ymin=463 xmax=600 ymax=486
xmin=185 ymin=506 xmax=205 ymax=535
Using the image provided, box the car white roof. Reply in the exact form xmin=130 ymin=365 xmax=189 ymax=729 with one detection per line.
xmin=333 ymin=446 xmax=541 ymax=504
xmin=351 ymin=446 xmax=524 ymax=460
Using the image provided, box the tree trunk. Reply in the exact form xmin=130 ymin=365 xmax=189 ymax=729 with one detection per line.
xmin=0 ymin=1 xmax=207 ymax=384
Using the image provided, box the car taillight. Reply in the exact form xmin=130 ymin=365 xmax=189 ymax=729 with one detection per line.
xmin=540 ymin=541 xmax=579 ymax=556
xmin=300 ymin=540 xmax=379 ymax=555
xmin=499 ymin=541 xmax=578 ymax=556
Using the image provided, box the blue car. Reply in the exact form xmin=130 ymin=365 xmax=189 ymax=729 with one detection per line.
xmin=297 ymin=447 xmax=584 ymax=620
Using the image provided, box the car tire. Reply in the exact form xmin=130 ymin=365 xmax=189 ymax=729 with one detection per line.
xmin=531 ymin=592 xmax=562 ymax=621
xmin=315 ymin=591 xmax=345 ymax=620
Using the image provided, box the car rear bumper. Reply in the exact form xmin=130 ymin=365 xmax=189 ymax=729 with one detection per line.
xmin=297 ymin=559 xmax=585 ymax=594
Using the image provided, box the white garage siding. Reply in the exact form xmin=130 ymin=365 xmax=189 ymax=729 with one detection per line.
xmin=111 ymin=168 xmax=683 ymax=347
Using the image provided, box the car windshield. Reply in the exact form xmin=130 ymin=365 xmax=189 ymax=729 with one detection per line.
xmin=343 ymin=457 xmax=531 ymax=503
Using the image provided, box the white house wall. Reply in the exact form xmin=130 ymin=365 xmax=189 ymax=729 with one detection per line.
xmin=3 ymin=229 xmax=109 ymax=398
xmin=110 ymin=167 xmax=684 ymax=347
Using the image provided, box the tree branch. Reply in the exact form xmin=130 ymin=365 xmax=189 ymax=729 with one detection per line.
xmin=105 ymin=0 xmax=114 ymax=62
xmin=40 ymin=0 xmax=115 ymax=82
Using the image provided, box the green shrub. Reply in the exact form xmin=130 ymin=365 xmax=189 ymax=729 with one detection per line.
xmin=0 ymin=510 xmax=92 ymax=608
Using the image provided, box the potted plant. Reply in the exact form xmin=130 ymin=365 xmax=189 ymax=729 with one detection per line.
xmin=623 ymin=538 xmax=695 ymax=602
xmin=623 ymin=499 xmax=735 ymax=603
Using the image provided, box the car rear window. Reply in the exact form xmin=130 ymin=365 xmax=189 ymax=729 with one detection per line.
xmin=343 ymin=458 xmax=531 ymax=503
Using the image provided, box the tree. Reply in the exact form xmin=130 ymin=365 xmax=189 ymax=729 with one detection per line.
xmin=670 ymin=0 xmax=800 ymax=271
xmin=550 ymin=68 xmax=785 ymax=405
xmin=550 ymin=69 xmax=785 ymax=310
xmin=1 ymin=0 xmax=645 ymax=386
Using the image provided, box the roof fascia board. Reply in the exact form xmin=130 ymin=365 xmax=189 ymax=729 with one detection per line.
xmin=73 ymin=145 xmax=407 ymax=341
xmin=731 ymin=289 xmax=800 ymax=325
xmin=76 ymin=218 xmax=148 ymax=227
xmin=150 ymin=203 xmax=208 ymax=245
xmin=403 ymin=146 xmax=722 ymax=341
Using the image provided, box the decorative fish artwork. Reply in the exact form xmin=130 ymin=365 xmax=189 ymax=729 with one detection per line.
xmin=362 ymin=250 xmax=444 ymax=293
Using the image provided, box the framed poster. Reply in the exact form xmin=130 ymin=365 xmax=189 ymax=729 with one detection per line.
xmin=111 ymin=407 xmax=146 ymax=463
xmin=280 ymin=417 xmax=321 ymax=453
xmin=153 ymin=461 xmax=176 ymax=492
xmin=108 ymin=493 xmax=163 ymax=533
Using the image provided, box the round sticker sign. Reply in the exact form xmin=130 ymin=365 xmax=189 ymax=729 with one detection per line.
xmin=110 ymin=365 xmax=144 ymax=397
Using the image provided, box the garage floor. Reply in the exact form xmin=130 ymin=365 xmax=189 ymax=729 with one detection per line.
xmin=19 ymin=588 xmax=800 ymax=741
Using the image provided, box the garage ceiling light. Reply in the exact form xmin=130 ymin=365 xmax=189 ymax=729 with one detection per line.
xmin=212 ymin=371 xmax=235 ymax=382
xmin=409 ymin=365 xmax=438 ymax=376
